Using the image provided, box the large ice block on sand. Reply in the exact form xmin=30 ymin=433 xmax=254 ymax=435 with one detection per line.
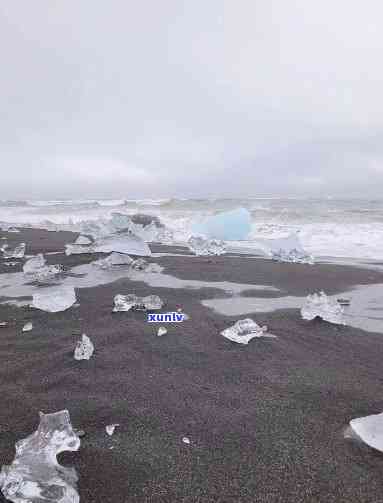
xmin=261 ymin=233 xmax=314 ymax=264
xmin=32 ymin=286 xmax=77 ymax=312
xmin=95 ymin=233 xmax=151 ymax=256
xmin=301 ymin=291 xmax=345 ymax=325
xmin=0 ymin=410 xmax=80 ymax=503
xmin=192 ymin=208 xmax=251 ymax=240
xmin=350 ymin=412 xmax=383 ymax=452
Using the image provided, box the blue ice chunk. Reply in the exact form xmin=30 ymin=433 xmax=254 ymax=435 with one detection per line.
xmin=192 ymin=207 xmax=252 ymax=240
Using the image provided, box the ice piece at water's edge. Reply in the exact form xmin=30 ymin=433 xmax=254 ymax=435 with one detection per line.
xmin=0 ymin=410 xmax=80 ymax=503
xmin=95 ymin=233 xmax=151 ymax=256
xmin=2 ymin=243 xmax=26 ymax=259
xmin=192 ymin=207 xmax=252 ymax=240
xmin=32 ymin=286 xmax=77 ymax=313
xmin=188 ymin=236 xmax=226 ymax=256
xmin=301 ymin=291 xmax=345 ymax=325
xmin=113 ymin=294 xmax=163 ymax=312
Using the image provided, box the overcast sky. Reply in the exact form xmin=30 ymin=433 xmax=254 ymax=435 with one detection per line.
xmin=1 ymin=1 xmax=383 ymax=199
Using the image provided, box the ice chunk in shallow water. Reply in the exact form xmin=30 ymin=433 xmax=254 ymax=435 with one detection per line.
xmin=0 ymin=410 xmax=80 ymax=503
xmin=65 ymin=243 xmax=94 ymax=256
xmin=95 ymin=233 xmax=151 ymax=256
xmin=74 ymin=334 xmax=94 ymax=360
xmin=113 ymin=294 xmax=164 ymax=312
xmin=23 ymin=254 xmax=46 ymax=274
xmin=301 ymin=291 xmax=345 ymax=325
xmin=349 ymin=412 xmax=383 ymax=452
xmin=192 ymin=208 xmax=251 ymax=240
xmin=221 ymin=318 xmax=272 ymax=344
xmin=93 ymin=252 xmax=134 ymax=269
xmin=23 ymin=254 xmax=64 ymax=282
xmin=2 ymin=243 xmax=26 ymax=259
xmin=32 ymin=286 xmax=77 ymax=313
xmin=260 ymin=233 xmax=314 ymax=264
xmin=130 ymin=258 xmax=163 ymax=273
xmin=74 ymin=235 xmax=92 ymax=245
xmin=188 ymin=236 xmax=226 ymax=256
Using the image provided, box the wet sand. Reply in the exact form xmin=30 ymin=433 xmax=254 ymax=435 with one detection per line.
xmin=1 ymin=228 xmax=383 ymax=502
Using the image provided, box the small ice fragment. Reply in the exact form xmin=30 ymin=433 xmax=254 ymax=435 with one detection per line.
xmin=32 ymin=285 xmax=77 ymax=313
xmin=221 ymin=318 xmax=273 ymax=344
xmin=74 ymin=334 xmax=94 ymax=360
xmin=349 ymin=411 xmax=383 ymax=452
xmin=23 ymin=254 xmax=46 ymax=274
xmin=192 ymin=207 xmax=252 ymax=240
xmin=113 ymin=294 xmax=164 ymax=312
xmin=157 ymin=326 xmax=167 ymax=337
xmin=301 ymin=291 xmax=345 ymax=325
xmin=65 ymin=243 xmax=94 ymax=256
xmin=261 ymin=233 xmax=314 ymax=264
xmin=22 ymin=322 xmax=33 ymax=332
xmin=188 ymin=236 xmax=226 ymax=256
xmin=0 ymin=322 xmax=8 ymax=327
xmin=2 ymin=242 xmax=26 ymax=259
xmin=0 ymin=410 xmax=80 ymax=503
xmin=95 ymin=233 xmax=151 ymax=256
xmin=182 ymin=437 xmax=191 ymax=444
xmin=93 ymin=252 xmax=133 ymax=269
xmin=130 ymin=258 xmax=163 ymax=273
xmin=74 ymin=235 xmax=92 ymax=245
xmin=106 ymin=424 xmax=119 ymax=436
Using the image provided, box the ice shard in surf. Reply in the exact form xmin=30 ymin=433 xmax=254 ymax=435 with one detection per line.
xmin=74 ymin=235 xmax=92 ymax=245
xmin=301 ymin=291 xmax=345 ymax=325
xmin=261 ymin=233 xmax=314 ymax=264
xmin=0 ymin=410 xmax=80 ymax=503
xmin=32 ymin=286 xmax=77 ymax=313
xmin=349 ymin=411 xmax=383 ymax=452
xmin=192 ymin=207 xmax=251 ymax=240
xmin=187 ymin=236 xmax=226 ymax=256
xmin=221 ymin=318 xmax=272 ymax=344
xmin=113 ymin=294 xmax=164 ymax=312
xmin=95 ymin=233 xmax=151 ymax=256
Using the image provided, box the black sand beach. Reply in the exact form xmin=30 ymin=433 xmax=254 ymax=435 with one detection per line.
xmin=1 ymin=228 xmax=383 ymax=502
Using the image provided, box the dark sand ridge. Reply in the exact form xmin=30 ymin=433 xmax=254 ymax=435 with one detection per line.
xmin=1 ymin=228 xmax=383 ymax=502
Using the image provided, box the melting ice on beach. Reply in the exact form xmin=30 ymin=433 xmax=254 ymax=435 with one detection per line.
xmin=301 ymin=291 xmax=345 ymax=325
xmin=113 ymin=294 xmax=164 ymax=312
xmin=188 ymin=236 xmax=226 ymax=256
xmin=32 ymin=286 xmax=77 ymax=313
xmin=0 ymin=410 xmax=80 ymax=503
xmin=23 ymin=254 xmax=64 ymax=282
xmin=221 ymin=318 xmax=272 ymax=344
xmin=74 ymin=334 xmax=94 ymax=360
xmin=349 ymin=411 xmax=383 ymax=452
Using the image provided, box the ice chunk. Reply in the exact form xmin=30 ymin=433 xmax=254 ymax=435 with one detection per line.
xmin=0 ymin=410 xmax=80 ymax=503
xmin=113 ymin=294 xmax=164 ymax=312
xmin=221 ymin=318 xmax=271 ymax=344
xmin=157 ymin=326 xmax=167 ymax=337
xmin=22 ymin=322 xmax=33 ymax=332
xmin=192 ymin=208 xmax=251 ymax=240
xmin=130 ymin=258 xmax=163 ymax=273
xmin=74 ymin=334 xmax=94 ymax=360
xmin=93 ymin=252 xmax=133 ymax=269
xmin=0 ymin=321 xmax=8 ymax=327
xmin=2 ymin=243 xmax=26 ymax=259
xmin=349 ymin=412 xmax=383 ymax=452
xmin=105 ymin=424 xmax=119 ymax=436
xmin=95 ymin=233 xmax=151 ymax=256
xmin=65 ymin=243 xmax=94 ymax=256
xmin=261 ymin=233 xmax=314 ymax=264
xmin=182 ymin=437 xmax=191 ymax=445
xmin=188 ymin=236 xmax=226 ymax=256
xmin=23 ymin=254 xmax=64 ymax=282
xmin=301 ymin=291 xmax=345 ymax=325
xmin=32 ymin=286 xmax=77 ymax=313
xmin=74 ymin=235 xmax=92 ymax=245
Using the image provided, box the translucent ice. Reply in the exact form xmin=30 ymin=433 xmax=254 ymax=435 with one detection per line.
xmin=187 ymin=236 xmax=226 ymax=256
xmin=261 ymin=233 xmax=314 ymax=264
xmin=221 ymin=318 xmax=271 ymax=344
xmin=113 ymin=294 xmax=164 ymax=312
xmin=301 ymin=291 xmax=345 ymax=325
xmin=22 ymin=322 xmax=33 ymax=332
xmin=93 ymin=252 xmax=133 ymax=269
xmin=32 ymin=286 xmax=77 ymax=313
xmin=95 ymin=233 xmax=151 ymax=256
xmin=192 ymin=208 xmax=252 ymax=240
xmin=74 ymin=235 xmax=92 ymax=245
xmin=0 ymin=410 xmax=80 ymax=503
xmin=23 ymin=254 xmax=46 ymax=274
xmin=349 ymin=411 xmax=383 ymax=452
xmin=23 ymin=254 xmax=64 ymax=282
xmin=105 ymin=424 xmax=119 ymax=436
xmin=2 ymin=243 xmax=26 ymax=259
xmin=74 ymin=334 xmax=94 ymax=360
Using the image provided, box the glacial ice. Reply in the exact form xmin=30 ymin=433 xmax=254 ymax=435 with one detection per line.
xmin=65 ymin=243 xmax=94 ymax=256
xmin=95 ymin=233 xmax=151 ymax=256
xmin=192 ymin=207 xmax=252 ymax=240
xmin=2 ymin=243 xmax=26 ymax=259
xmin=221 ymin=318 xmax=271 ymax=344
xmin=113 ymin=294 xmax=164 ymax=312
xmin=93 ymin=252 xmax=134 ymax=269
xmin=187 ymin=236 xmax=226 ymax=256
xmin=349 ymin=412 xmax=383 ymax=452
xmin=157 ymin=326 xmax=167 ymax=337
xmin=0 ymin=410 xmax=80 ymax=503
xmin=23 ymin=254 xmax=64 ymax=282
xmin=22 ymin=322 xmax=33 ymax=332
xmin=105 ymin=424 xmax=119 ymax=436
xmin=74 ymin=235 xmax=92 ymax=245
xmin=32 ymin=286 xmax=77 ymax=313
xmin=130 ymin=258 xmax=163 ymax=273
xmin=261 ymin=233 xmax=314 ymax=264
xmin=301 ymin=291 xmax=345 ymax=325
xmin=74 ymin=334 xmax=94 ymax=360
